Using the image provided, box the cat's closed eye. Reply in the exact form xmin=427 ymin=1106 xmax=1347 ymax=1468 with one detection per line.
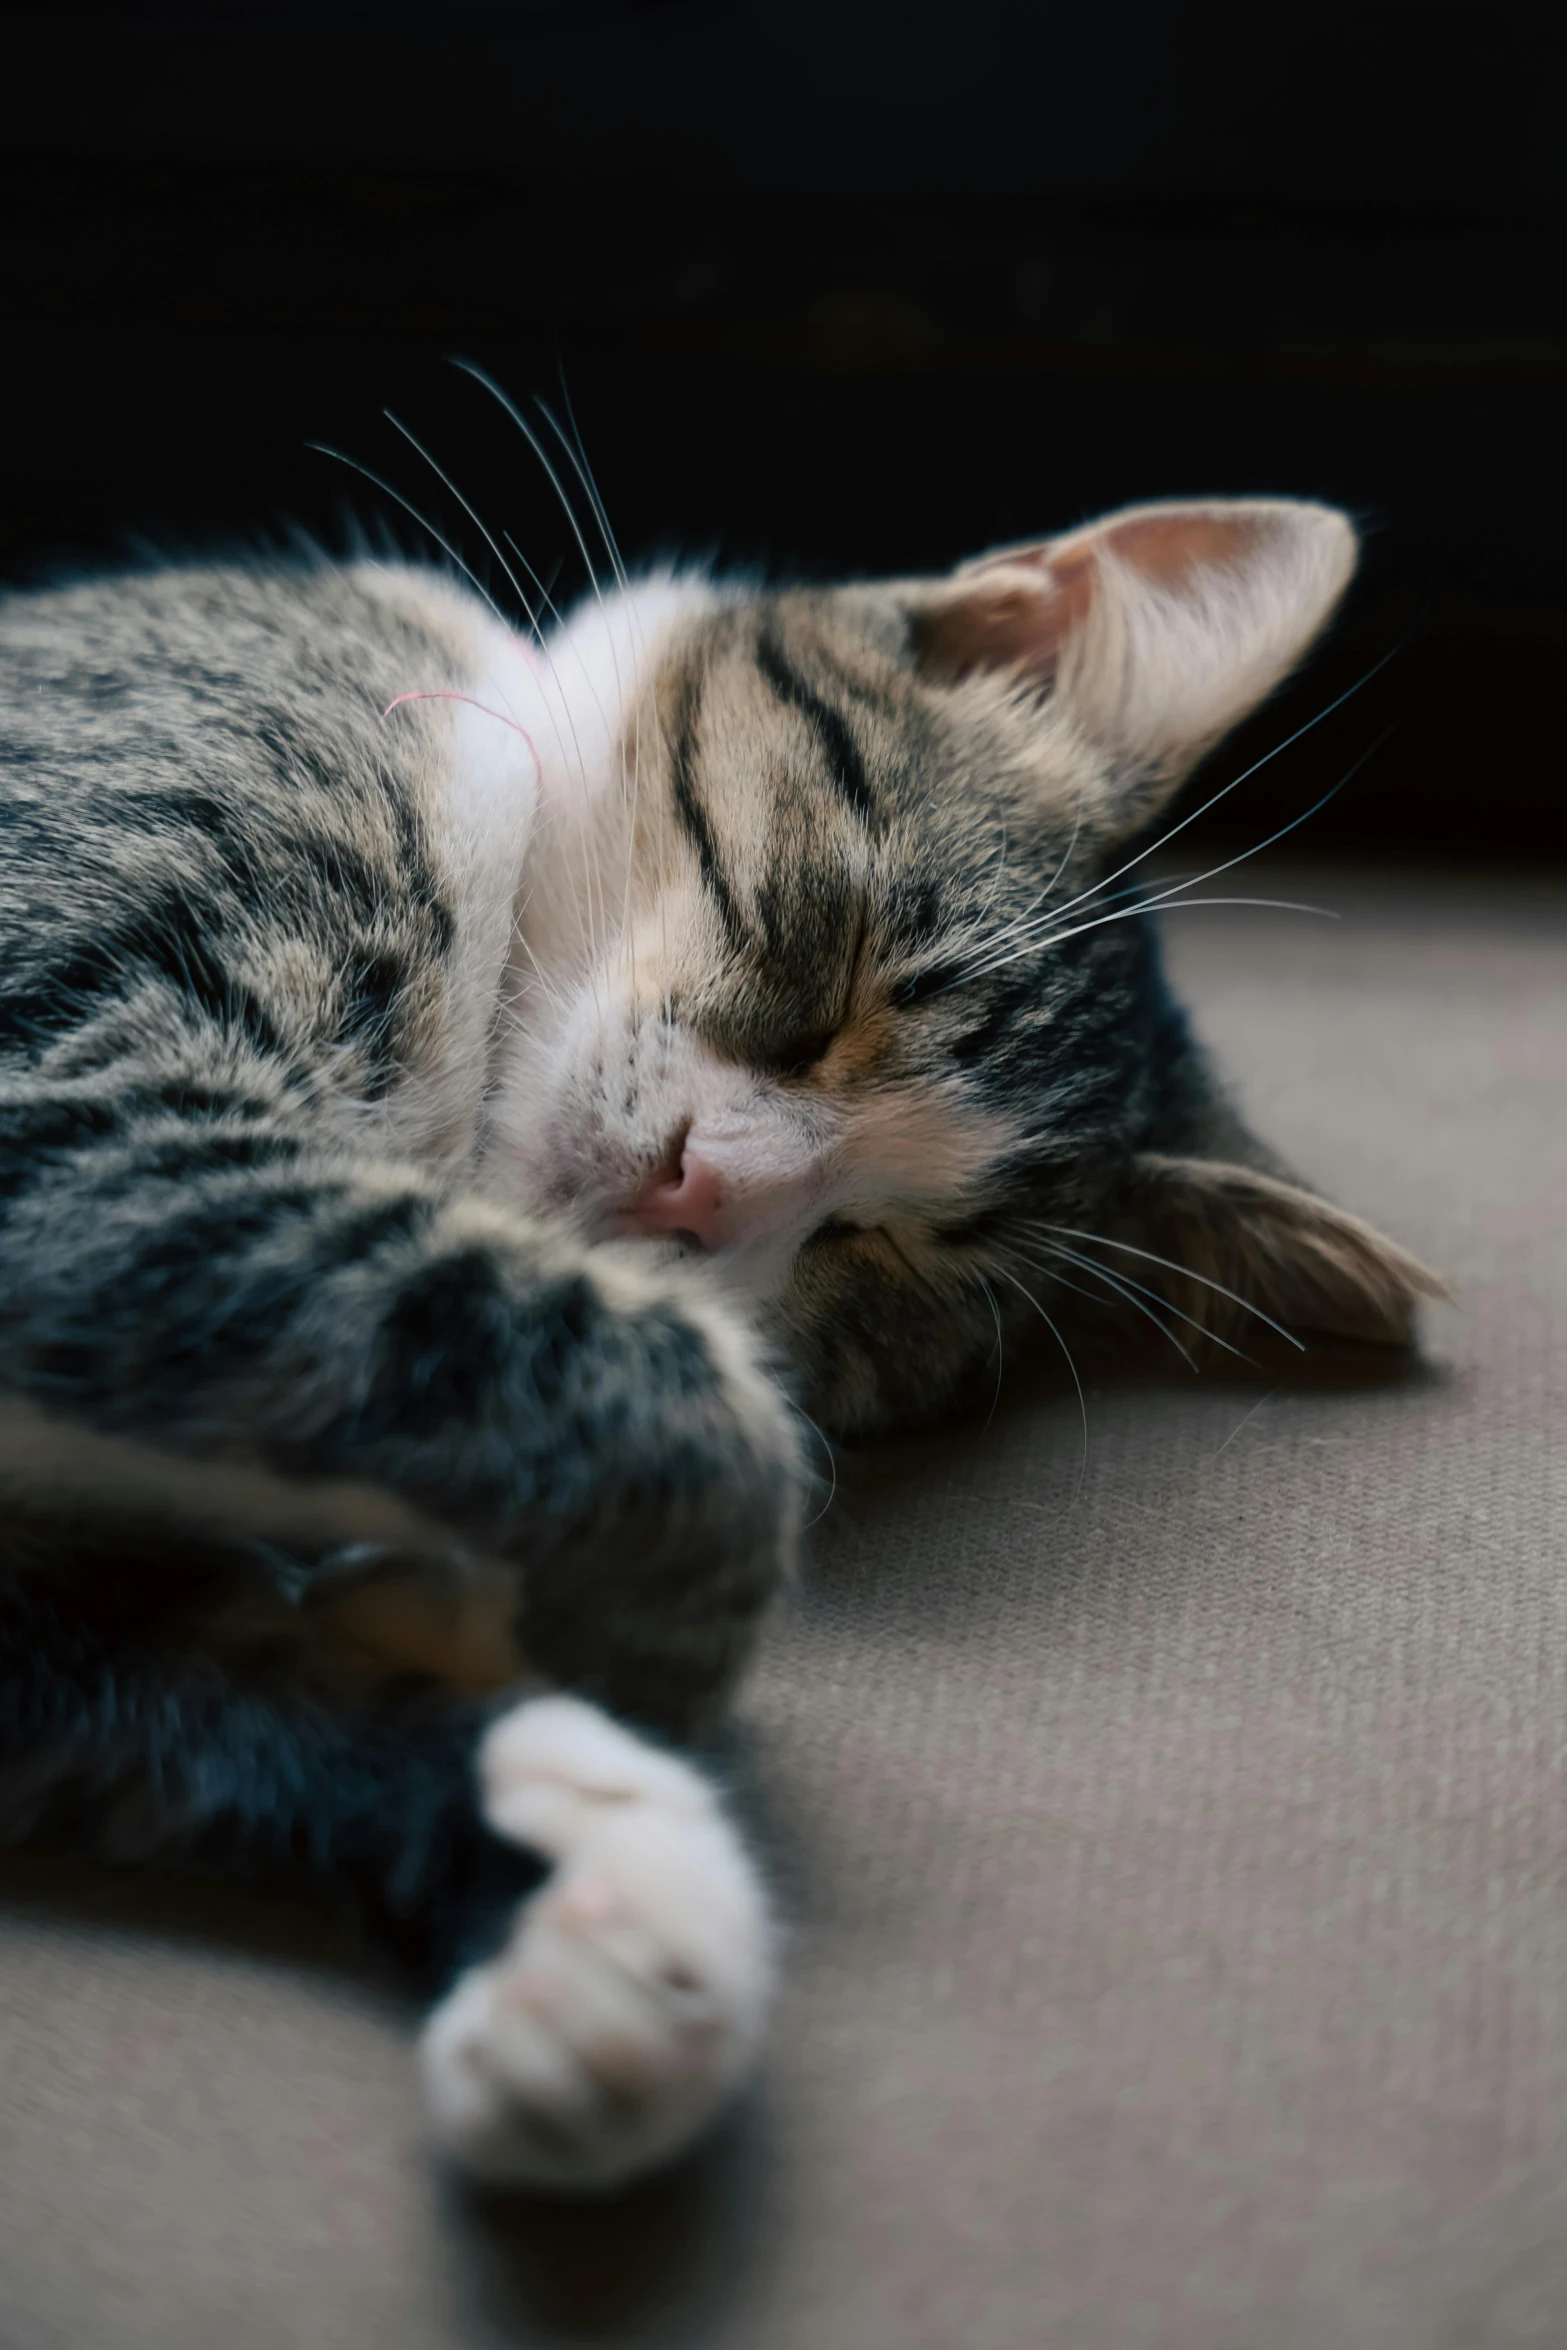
xmin=763 ymin=1029 xmax=839 ymax=1078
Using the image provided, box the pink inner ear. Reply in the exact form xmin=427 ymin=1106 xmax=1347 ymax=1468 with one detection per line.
xmin=1062 ymin=505 xmax=1269 ymax=590
xmin=915 ymin=503 xmax=1282 ymax=688
xmin=911 ymin=547 xmax=1096 ymax=686
xmin=913 ymin=506 xmax=1270 ymax=688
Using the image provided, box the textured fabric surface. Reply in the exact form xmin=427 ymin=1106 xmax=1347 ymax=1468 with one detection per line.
xmin=2 ymin=870 xmax=1563 ymax=2350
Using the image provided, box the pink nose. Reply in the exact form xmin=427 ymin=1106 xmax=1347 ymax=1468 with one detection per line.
xmin=619 ymin=1151 xmax=728 ymax=1250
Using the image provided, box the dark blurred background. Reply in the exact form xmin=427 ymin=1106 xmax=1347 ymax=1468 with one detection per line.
xmin=2 ymin=0 xmax=1562 ymax=862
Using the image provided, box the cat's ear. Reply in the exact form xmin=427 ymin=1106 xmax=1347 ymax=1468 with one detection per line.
xmin=910 ymin=498 xmax=1358 ymax=833
xmin=1118 ymin=1152 xmax=1443 ymax=1350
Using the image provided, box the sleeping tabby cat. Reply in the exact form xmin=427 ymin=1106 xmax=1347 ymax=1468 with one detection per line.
xmin=0 ymin=484 xmax=1436 ymax=2188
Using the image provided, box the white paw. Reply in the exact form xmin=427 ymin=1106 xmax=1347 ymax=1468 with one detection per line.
xmin=419 ymin=1696 xmax=772 ymax=2192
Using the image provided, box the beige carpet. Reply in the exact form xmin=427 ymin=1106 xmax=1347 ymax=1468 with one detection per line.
xmin=3 ymin=868 xmax=1564 ymax=2350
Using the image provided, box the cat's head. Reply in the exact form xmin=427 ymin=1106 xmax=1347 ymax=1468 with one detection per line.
xmin=490 ymin=497 xmax=1438 ymax=1431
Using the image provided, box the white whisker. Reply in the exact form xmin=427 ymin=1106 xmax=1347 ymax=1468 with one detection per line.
xmin=382 ymin=410 xmax=542 ymax=642
xmin=1035 ymin=1225 xmax=1307 ymax=1350
xmin=990 ymin=1266 xmax=1089 ymax=1499
xmin=541 ymin=391 xmax=647 ymax=1001
xmin=1022 ymin=1234 xmax=1258 ymax=1368
xmin=942 ymin=705 xmax=1395 ymax=995
xmin=977 ymin=1274 xmax=1006 ymax=1432
xmin=1017 ymin=639 xmax=1407 ymax=937
xmin=796 ymin=1406 xmax=840 ymax=1528
xmin=450 ymin=368 xmax=627 ymax=990
xmin=1006 ymin=1240 xmax=1200 ymax=1370
xmin=451 ymin=360 xmax=608 ymax=612
xmin=539 ymin=393 xmax=630 ymax=595
xmin=377 ymin=421 xmax=607 ymax=989
xmin=959 ymin=782 xmax=1086 ymax=972
xmin=939 ymin=898 xmax=1339 ymax=993
xmin=945 ymin=867 xmax=1192 ymax=989
xmin=305 ymin=444 xmax=514 ymax=632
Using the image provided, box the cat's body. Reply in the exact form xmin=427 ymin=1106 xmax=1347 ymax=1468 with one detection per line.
xmin=0 ymin=496 xmax=1437 ymax=2188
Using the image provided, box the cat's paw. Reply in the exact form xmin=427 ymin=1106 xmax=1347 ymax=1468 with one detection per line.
xmin=515 ymin=1247 xmax=809 ymax=1728
xmin=419 ymin=1695 xmax=772 ymax=2193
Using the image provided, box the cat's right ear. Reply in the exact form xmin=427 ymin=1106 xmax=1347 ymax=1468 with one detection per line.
xmin=908 ymin=498 xmax=1358 ymax=837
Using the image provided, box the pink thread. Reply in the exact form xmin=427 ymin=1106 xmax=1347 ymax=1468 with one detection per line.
xmin=382 ymin=691 xmax=541 ymax=777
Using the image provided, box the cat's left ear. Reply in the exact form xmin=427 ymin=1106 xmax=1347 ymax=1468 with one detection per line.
xmin=1120 ymin=1152 xmax=1444 ymax=1350
xmin=910 ymin=498 xmax=1357 ymax=833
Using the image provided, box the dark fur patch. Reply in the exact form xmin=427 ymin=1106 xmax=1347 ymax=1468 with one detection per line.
xmin=755 ymin=626 xmax=880 ymax=831
xmin=667 ymin=666 xmax=748 ymax=955
xmin=1 ymin=889 xmax=287 ymax=1059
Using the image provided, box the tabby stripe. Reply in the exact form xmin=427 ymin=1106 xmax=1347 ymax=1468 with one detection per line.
xmin=314 ymin=1192 xmax=438 ymax=1271
xmin=755 ymin=630 xmax=879 ymax=831
xmin=0 ymin=889 xmax=286 ymax=1062
xmin=122 ymin=1128 xmax=304 ymax=1182
xmin=110 ymin=1182 xmax=329 ymax=1300
xmin=668 ymin=672 xmax=748 ymax=955
xmin=0 ymin=1083 xmax=293 ymax=1210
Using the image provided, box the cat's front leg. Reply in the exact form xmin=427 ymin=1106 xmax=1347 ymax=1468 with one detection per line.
xmin=0 ymin=1120 xmax=804 ymax=1725
xmin=422 ymin=1694 xmax=771 ymax=2190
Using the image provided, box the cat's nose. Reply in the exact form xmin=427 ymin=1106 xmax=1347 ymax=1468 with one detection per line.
xmin=619 ymin=1150 xmax=728 ymax=1250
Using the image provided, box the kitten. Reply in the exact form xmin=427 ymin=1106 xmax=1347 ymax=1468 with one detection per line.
xmin=0 ymin=491 xmax=1436 ymax=2189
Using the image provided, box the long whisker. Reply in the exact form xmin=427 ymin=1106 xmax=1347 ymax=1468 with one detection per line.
xmin=977 ymin=1275 xmax=1006 ymax=1432
xmin=946 ymin=865 xmax=1194 ymax=987
xmin=544 ymin=380 xmax=647 ymax=999
xmin=957 ymin=784 xmax=1086 ymax=972
xmin=939 ymin=899 xmax=1338 ymax=994
xmin=382 ymin=410 xmax=542 ymax=641
xmin=547 ymin=378 xmax=650 ymax=1002
xmin=501 ymin=523 xmax=618 ymax=772
xmin=376 ymin=419 xmax=610 ymax=987
xmin=537 ymin=390 xmax=646 ymax=999
xmin=1005 ymin=1241 xmax=1199 ymax=1370
xmin=558 ymin=371 xmax=632 ymax=593
xmin=1000 ymin=1244 xmax=1198 ymax=1369
xmin=398 ymin=374 xmax=612 ymax=990
xmin=947 ymin=726 xmax=1389 ymax=990
xmin=501 ymin=531 xmax=577 ymax=638
xmin=539 ymin=392 xmax=629 ymax=595
xmin=305 ymin=444 xmax=514 ymax=631
xmin=796 ymin=1406 xmax=840 ymax=1529
xmin=1036 ymin=1225 xmax=1308 ymax=1350
xmin=990 ymin=1266 xmax=1089 ymax=1498
xmin=1022 ymin=636 xmax=1409 ymax=938
xmin=496 ymin=526 xmax=618 ymax=991
xmin=507 ymin=911 xmax=570 ymax=1019
xmin=450 ymin=359 xmax=608 ymax=611
xmin=449 ymin=366 xmax=633 ymax=992
xmin=1022 ymin=1235 xmax=1258 ymax=1367
xmin=451 ymin=373 xmax=620 ymax=983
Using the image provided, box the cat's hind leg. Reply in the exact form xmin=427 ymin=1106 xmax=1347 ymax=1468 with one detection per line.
xmin=420 ymin=1694 xmax=771 ymax=2193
